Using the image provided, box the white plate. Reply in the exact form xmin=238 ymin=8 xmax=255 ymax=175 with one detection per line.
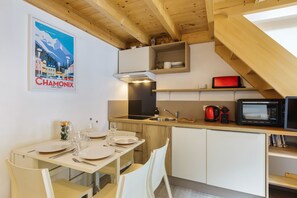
xmin=88 ymin=131 xmax=108 ymax=138
xmin=171 ymin=61 xmax=183 ymax=66
xmin=35 ymin=142 xmax=70 ymax=153
xmin=79 ymin=147 xmax=115 ymax=160
xmin=112 ymin=136 xmax=139 ymax=145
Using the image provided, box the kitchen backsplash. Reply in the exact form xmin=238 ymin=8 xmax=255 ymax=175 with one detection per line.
xmin=157 ymin=101 xmax=236 ymax=121
xmin=108 ymin=100 xmax=236 ymax=121
xmin=128 ymin=82 xmax=156 ymax=116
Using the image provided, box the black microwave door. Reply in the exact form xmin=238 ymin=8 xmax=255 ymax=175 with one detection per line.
xmin=242 ymin=104 xmax=271 ymax=121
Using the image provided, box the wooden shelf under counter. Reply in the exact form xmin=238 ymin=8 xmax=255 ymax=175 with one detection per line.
xmin=269 ymin=146 xmax=297 ymax=160
xmin=269 ymin=174 xmax=297 ymax=190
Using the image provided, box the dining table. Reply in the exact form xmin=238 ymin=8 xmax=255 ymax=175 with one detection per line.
xmin=11 ymin=132 xmax=145 ymax=191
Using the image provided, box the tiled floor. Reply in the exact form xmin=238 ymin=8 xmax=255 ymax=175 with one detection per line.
xmin=101 ymin=175 xmax=297 ymax=198
xmin=155 ymin=182 xmax=297 ymax=198
xmin=155 ymin=183 xmax=221 ymax=198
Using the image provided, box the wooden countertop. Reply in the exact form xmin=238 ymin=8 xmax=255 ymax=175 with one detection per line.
xmin=109 ymin=116 xmax=297 ymax=136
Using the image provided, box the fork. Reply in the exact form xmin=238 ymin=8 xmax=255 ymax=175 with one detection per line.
xmin=72 ymin=158 xmax=97 ymax=166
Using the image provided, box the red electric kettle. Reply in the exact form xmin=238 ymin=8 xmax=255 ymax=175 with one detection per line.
xmin=205 ymin=106 xmax=220 ymax=122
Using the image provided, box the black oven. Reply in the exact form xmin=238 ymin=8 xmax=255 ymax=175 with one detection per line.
xmin=236 ymin=99 xmax=285 ymax=127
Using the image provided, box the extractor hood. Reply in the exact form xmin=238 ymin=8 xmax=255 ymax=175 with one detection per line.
xmin=113 ymin=71 xmax=156 ymax=83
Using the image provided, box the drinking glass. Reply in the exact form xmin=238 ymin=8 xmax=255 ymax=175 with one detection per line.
xmin=80 ymin=133 xmax=90 ymax=149
xmin=107 ymin=122 xmax=117 ymax=145
xmin=71 ymin=136 xmax=81 ymax=156
xmin=110 ymin=122 xmax=117 ymax=132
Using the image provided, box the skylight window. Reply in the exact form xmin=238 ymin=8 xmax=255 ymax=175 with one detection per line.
xmin=245 ymin=5 xmax=297 ymax=57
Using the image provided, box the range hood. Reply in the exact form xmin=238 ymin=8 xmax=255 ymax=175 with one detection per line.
xmin=113 ymin=71 xmax=156 ymax=83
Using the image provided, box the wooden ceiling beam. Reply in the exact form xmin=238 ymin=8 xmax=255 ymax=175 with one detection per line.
xmin=181 ymin=31 xmax=212 ymax=44
xmin=24 ymin=0 xmax=126 ymax=49
xmin=205 ymin=0 xmax=214 ymax=39
xmin=214 ymin=0 xmax=297 ymax=16
xmin=143 ymin=0 xmax=181 ymax=41
xmin=84 ymin=0 xmax=150 ymax=45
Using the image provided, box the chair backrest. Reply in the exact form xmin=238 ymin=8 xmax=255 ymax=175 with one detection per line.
xmin=116 ymin=150 xmax=155 ymax=198
xmin=151 ymin=138 xmax=170 ymax=191
xmin=6 ymin=159 xmax=55 ymax=198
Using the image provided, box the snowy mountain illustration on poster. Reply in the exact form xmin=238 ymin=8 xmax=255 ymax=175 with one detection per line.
xmin=30 ymin=17 xmax=75 ymax=92
xmin=34 ymin=22 xmax=73 ymax=64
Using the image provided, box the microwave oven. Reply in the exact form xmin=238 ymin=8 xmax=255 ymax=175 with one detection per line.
xmin=236 ymin=99 xmax=285 ymax=127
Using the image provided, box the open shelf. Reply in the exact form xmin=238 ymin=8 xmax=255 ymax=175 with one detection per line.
xmin=150 ymin=41 xmax=190 ymax=74
xmin=269 ymin=174 xmax=297 ymax=190
xmin=152 ymin=88 xmax=257 ymax=92
xmin=269 ymin=146 xmax=297 ymax=160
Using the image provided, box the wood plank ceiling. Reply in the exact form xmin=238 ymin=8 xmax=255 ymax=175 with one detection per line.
xmin=25 ymin=0 xmax=213 ymax=49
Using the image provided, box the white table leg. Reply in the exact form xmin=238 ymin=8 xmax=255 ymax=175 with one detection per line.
xmin=90 ymin=172 xmax=100 ymax=195
xmin=115 ymin=158 xmax=120 ymax=184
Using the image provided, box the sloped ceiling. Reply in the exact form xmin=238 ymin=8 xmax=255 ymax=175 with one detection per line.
xmin=25 ymin=0 xmax=214 ymax=49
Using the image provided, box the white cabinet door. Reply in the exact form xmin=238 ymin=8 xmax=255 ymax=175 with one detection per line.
xmin=119 ymin=47 xmax=154 ymax=73
xmin=207 ymin=130 xmax=266 ymax=196
xmin=172 ymin=127 xmax=206 ymax=183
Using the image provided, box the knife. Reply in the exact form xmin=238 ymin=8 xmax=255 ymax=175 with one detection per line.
xmin=49 ymin=148 xmax=74 ymax=159
xmin=80 ymin=160 xmax=97 ymax=167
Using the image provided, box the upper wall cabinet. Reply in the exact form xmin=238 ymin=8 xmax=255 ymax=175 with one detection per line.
xmin=118 ymin=42 xmax=190 ymax=74
xmin=150 ymin=41 xmax=190 ymax=74
xmin=118 ymin=46 xmax=155 ymax=73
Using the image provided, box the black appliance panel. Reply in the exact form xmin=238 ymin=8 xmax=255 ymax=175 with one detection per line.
xmin=285 ymin=96 xmax=297 ymax=131
xmin=128 ymin=82 xmax=156 ymax=116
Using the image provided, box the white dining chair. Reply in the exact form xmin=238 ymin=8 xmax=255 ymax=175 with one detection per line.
xmin=124 ymin=138 xmax=173 ymax=198
xmin=6 ymin=159 xmax=92 ymax=198
xmin=98 ymin=131 xmax=136 ymax=183
xmin=93 ymin=149 xmax=155 ymax=198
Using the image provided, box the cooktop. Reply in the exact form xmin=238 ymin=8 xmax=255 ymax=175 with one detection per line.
xmin=117 ymin=115 xmax=153 ymax=120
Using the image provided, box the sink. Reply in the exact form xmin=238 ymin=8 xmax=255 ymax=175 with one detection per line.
xmin=149 ymin=117 xmax=177 ymax=122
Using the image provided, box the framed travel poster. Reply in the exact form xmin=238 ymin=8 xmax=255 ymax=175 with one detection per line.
xmin=30 ymin=17 xmax=75 ymax=91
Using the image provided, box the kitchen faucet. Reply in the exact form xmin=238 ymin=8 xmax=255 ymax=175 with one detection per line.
xmin=164 ymin=109 xmax=179 ymax=118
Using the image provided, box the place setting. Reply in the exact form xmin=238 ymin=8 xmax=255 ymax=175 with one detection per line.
xmin=103 ymin=122 xmax=140 ymax=149
xmin=27 ymin=141 xmax=75 ymax=159
xmin=77 ymin=146 xmax=115 ymax=161
xmin=104 ymin=133 xmax=140 ymax=151
xmin=110 ymin=136 xmax=139 ymax=146
xmin=69 ymin=143 xmax=119 ymax=167
xmin=35 ymin=142 xmax=70 ymax=154
xmin=87 ymin=130 xmax=108 ymax=139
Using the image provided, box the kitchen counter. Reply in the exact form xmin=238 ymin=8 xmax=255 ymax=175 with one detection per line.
xmin=109 ymin=116 xmax=296 ymax=136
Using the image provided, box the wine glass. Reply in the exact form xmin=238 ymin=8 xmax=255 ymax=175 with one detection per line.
xmin=71 ymin=136 xmax=81 ymax=156
xmin=107 ymin=122 xmax=117 ymax=145
xmin=110 ymin=122 xmax=117 ymax=132
xmin=80 ymin=132 xmax=90 ymax=150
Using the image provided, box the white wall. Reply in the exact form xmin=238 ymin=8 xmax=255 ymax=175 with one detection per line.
xmin=0 ymin=0 xmax=127 ymax=197
xmin=156 ymin=42 xmax=263 ymax=101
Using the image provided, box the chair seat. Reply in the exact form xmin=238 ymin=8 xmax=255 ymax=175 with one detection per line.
xmin=123 ymin=163 xmax=143 ymax=174
xmin=93 ymin=183 xmax=117 ymax=198
xmin=52 ymin=179 xmax=92 ymax=198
